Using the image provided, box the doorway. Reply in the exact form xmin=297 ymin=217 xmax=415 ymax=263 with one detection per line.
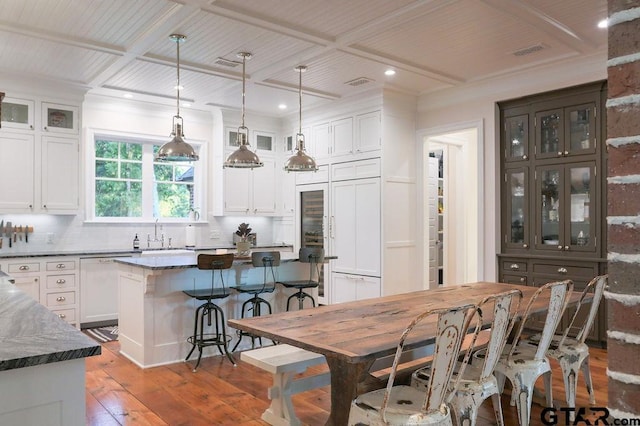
xmin=418 ymin=122 xmax=484 ymax=289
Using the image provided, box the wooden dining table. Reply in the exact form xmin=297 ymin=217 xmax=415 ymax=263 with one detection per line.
xmin=228 ymin=281 xmax=581 ymax=426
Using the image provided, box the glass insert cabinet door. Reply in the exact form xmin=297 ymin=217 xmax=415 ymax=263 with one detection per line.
xmin=505 ymin=168 xmax=529 ymax=249
xmin=42 ymin=102 xmax=79 ymax=134
xmin=504 ymin=114 xmax=529 ymax=162
xmin=535 ymin=163 xmax=596 ymax=253
xmin=567 ymin=103 xmax=596 ymax=155
xmin=1 ymin=97 xmax=35 ymax=130
xmin=536 ymin=108 xmax=562 ymax=159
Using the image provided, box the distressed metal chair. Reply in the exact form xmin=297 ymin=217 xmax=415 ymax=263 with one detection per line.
xmin=231 ymin=251 xmax=280 ymax=351
xmin=348 ymin=303 xmax=481 ymax=426
xmin=526 ymin=274 xmax=607 ymax=419
xmin=277 ymin=247 xmax=323 ymax=311
xmin=492 ymin=279 xmax=574 ymax=426
xmin=183 ymin=253 xmax=236 ymax=371
xmin=411 ymin=288 xmax=523 ymax=426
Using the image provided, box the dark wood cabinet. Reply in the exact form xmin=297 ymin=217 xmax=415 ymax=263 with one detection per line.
xmin=498 ymin=81 xmax=607 ymax=345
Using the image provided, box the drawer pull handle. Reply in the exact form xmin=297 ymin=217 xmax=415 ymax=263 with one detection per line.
xmin=510 ymin=264 xmax=520 ymax=270
xmin=56 ymin=279 xmax=66 ymax=284
xmin=19 ymin=265 xmax=30 ymax=271
xmin=56 ymin=296 xmax=66 ymax=302
xmin=558 ymin=267 xmax=568 ymax=274
xmin=57 ymin=313 xmax=66 ymax=319
xmin=56 ymin=264 xmax=66 ymax=269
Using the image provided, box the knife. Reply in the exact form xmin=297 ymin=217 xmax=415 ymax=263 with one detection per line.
xmin=6 ymin=221 xmax=11 ymax=248
xmin=13 ymin=225 xmax=16 ymax=243
xmin=19 ymin=225 xmax=22 ymax=241
xmin=25 ymin=225 xmax=28 ymax=243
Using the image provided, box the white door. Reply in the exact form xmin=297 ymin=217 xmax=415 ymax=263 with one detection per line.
xmin=427 ymin=157 xmax=439 ymax=288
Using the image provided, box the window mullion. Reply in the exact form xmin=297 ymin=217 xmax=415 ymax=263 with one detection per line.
xmin=142 ymin=144 xmax=155 ymax=218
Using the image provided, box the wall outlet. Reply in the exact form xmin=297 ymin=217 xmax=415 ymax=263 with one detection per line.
xmin=209 ymin=230 xmax=220 ymax=239
xmin=46 ymin=232 xmax=55 ymax=244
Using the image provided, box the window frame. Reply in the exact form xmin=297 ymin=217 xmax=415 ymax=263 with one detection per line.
xmin=85 ymin=128 xmax=206 ymax=223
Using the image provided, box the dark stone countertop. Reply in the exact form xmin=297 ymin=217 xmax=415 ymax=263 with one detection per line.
xmin=113 ymin=251 xmax=306 ymax=270
xmin=0 ymin=278 xmax=101 ymax=372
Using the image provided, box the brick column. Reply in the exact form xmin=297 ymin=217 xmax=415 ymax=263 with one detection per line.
xmin=607 ymin=1 xmax=640 ymax=419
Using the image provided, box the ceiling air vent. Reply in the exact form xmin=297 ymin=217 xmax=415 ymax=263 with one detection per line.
xmin=345 ymin=76 xmax=374 ymax=87
xmin=214 ymin=57 xmax=241 ymax=67
xmin=512 ymin=43 xmax=547 ymax=57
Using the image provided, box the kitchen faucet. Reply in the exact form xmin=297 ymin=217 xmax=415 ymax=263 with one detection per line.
xmin=147 ymin=219 xmax=166 ymax=248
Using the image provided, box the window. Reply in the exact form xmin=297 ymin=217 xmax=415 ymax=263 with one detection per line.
xmin=89 ymin=133 xmax=202 ymax=221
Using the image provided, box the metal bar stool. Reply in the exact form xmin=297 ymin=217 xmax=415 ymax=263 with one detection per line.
xmin=231 ymin=251 xmax=280 ymax=351
xmin=183 ymin=253 xmax=236 ymax=371
xmin=277 ymin=247 xmax=323 ymax=311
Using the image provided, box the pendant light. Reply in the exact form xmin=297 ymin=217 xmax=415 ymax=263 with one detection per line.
xmin=223 ymin=52 xmax=263 ymax=169
xmin=156 ymin=34 xmax=199 ymax=162
xmin=284 ymin=65 xmax=318 ymax=172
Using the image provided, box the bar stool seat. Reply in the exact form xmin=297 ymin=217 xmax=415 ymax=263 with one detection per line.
xmin=277 ymin=247 xmax=324 ymax=311
xmin=183 ymin=253 xmax=236 ymax=371
xmin=231 ymin=251 xmax=280 ymax=351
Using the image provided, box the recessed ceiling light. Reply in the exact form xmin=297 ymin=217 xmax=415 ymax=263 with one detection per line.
xmin=385 ymin=69 xmax=396 ymax=76
xmin=182 ymin=102 xmax=191 ymax=107
xmin=174 ymin=85 xmax=184 ymax=90
xmin=598 ymin=18 xmax=608 ymax=28
xmin=278 ymin=104 xmax=287 ymax=110
xmin=123 ymin=93 xmax=133 ymax=99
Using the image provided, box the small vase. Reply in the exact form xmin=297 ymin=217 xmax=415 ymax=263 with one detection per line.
xmin=236 ymin=240 xmax=251 ymax=256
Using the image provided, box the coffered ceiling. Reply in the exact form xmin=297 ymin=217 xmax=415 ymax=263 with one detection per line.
xmin=0 ymin=0 xmax=608 ymax=116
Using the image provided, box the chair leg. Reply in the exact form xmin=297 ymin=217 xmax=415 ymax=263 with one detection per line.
xmin=581 ymin=355 xmax=596 ymax=405
xmin=510 ymin=371 xmax=537 ymax=426
xmin=542 ymin=370 xmax=554 ymax=407
xmin=450 ymin=391 xmax=479 ymax=426
xmin=491 ymin=392 xmax=505 ymax=426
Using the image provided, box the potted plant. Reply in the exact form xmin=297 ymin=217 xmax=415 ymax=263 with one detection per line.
xmin=235 ymin=222 xmax=252 ymax=255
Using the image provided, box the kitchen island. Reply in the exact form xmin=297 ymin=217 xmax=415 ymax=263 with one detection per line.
xmin=0 ymin=271 xmax=100 ymax=426
xmin=114 ymin=251 xmax=326 ymax=368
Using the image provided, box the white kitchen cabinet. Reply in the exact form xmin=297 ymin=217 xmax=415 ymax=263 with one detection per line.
xmin=1 ymin=96 xmax=35 ymax=130
xmin=0 ymin=132 xmax=35 ymax=211
xmin=224 ymin=158 xmax=276 ymax=215
xmin=0 ymin=95 xmax=80 ymax=214
xmin=280 ymin=168 xmax=296 ymax=216
xmin=356 ymin=111 xmax=381 ymax=153
xmin=80 ymin=256 xmax=125 ymax=325
xmin=331 ymin=272 xmax=380 ymax=304
xmin=41 ymin=135 xmax=79 ymax=212
xmin=330 ymin=177 xmax=381 ymax=277
xmin=330 ymin=117 xmax=354 ymax=157
xmin=12 ymin=275 xmax=41 ymax=302
xmin=311 ymin=122 xmax=330 ymax=159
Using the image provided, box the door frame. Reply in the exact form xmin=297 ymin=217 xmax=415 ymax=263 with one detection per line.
xmin=416 ymin=119 xmax=485 ymax=288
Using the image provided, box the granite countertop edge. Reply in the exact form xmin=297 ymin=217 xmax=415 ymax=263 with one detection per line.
xmin=0 ymin=280 xmax=101 ymax=372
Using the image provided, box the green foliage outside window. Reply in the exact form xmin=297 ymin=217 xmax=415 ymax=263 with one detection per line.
xmin=94 ymin=138 xmax=194 ymax=219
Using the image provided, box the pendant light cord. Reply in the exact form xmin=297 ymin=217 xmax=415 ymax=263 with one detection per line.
xmin=298 ymin=68 xmax=302 ymax=135
xmin=241 ymin=54 xmax=246 ymax=128
xmin=176 ymin=37 xmax=181 ymax=119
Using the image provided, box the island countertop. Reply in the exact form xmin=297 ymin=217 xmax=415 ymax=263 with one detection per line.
xmin=113 ymin=251 xmax=334 ymax=270
xmin=0 ymin=277 xmax=100 ymax=372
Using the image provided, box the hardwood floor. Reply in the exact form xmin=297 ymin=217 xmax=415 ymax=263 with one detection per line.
xmin=86 ymin=341 xmax=608 ymax=425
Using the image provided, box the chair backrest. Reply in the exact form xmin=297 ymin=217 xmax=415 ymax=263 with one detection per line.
xmin=509 ymin=279 xmax=573 ymax=361
xmin=197 ymin=253 xmax=234 ymax=294
xmin=251 ymin=251 xmax=280 ymax=291
xmin=476 ymin=289 xmax=523 ymax=381
xmin=560 ymin=274 xmax=607 ymax=345
xmin=299 ymin=247 xmax=324 ymax=284
xmin=381 ymin=303 xmax=480 ymax=422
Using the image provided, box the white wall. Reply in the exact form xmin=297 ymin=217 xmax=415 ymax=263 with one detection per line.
xmin=416 ymin=52 xmax=607 ymax=281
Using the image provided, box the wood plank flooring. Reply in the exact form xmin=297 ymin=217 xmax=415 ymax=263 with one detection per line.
xmin=86 ymin=341 xmax=608 ymax=425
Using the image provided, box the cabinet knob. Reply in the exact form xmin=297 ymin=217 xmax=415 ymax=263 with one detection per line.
xmin=520 ymin=277 xmax=525 ymax=283
xmin=564 ymin=150 xmax=569 ymax=155
xmin=523 ymin=243 xmax=528 ymax=248
xmin=56 ymin=279 xmax=66 ymax=284
xmin=57 ymin=313 xmax=66 ymax=319
xmin=564 ymin=245 xmax=570 ymax=250
xmin=522 ymin=155 xmax=528 ymax=160
xmin=19 ymin=265 xmax=30 ymax=271
xmin=56 ymin=263 xmax=66 ymax=269
xmin=557 ymin=151 xmax=563 ymax=156
xmin=510 ymin=263 xmax=520 ymax=270
xmin=558 ymin=267 xmax=568 ymax=274
xmin=56 ymin=296 xmax=66 ymax=302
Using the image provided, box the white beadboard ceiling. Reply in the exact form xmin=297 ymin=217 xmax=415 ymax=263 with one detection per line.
xmin=0 ymin=0 xmax=607 ymax=116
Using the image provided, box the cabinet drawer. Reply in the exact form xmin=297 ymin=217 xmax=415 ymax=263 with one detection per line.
xmin=46 ymin=260 xmax=76 ymax=271
xmin=532 ymin=262 xmax=597 ymax=278
xmin=501 ymin=261 xmax=527 ymax=273
xmin=296 ymin=165 xmax=329 ymax=185
xmin=7 ymin=262 xmax=40 ymax=273
xmin=51 ymin=308 xmax=76 ymax=323
xmin=331 ymin=158 xmax=380 ymax=181
xmin=45 ymin=274 xmax=76 ymax=290
xmin=501 ymin=273 xmax=528 ymax=285
xmin=46 ymin=291 xmax=76 ymax=307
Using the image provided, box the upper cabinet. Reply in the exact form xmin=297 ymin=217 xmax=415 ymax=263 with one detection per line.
xmin=223 ymin=158 xmax=276 ymax=215
xmin=1 ymin=97 xmax=35 ymax=131
xmin=500 ymin=81 xmax=605 ymax=260
xmin=0 ymin=95 xmax=81 ymax=214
